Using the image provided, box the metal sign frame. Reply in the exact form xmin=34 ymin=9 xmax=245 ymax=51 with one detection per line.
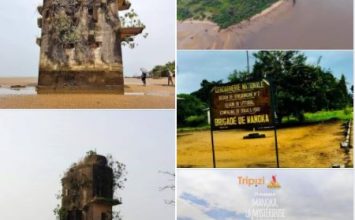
xmin=209 ymin=79 xmax=280 ymax=168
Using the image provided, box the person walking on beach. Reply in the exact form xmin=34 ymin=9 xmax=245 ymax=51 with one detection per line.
xmin=140 ymin=68 xmax=148 ymax=86
xmin=168 ymin=70 xmax=174 ymax=86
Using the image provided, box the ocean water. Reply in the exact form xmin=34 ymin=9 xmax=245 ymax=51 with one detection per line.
xmin=0 ymin=87 xmax=37 ymax=95
xmin=243 ymin=0 xmax=353 ymax=49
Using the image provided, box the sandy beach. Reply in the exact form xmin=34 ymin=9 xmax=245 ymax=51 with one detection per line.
xmin=177 ymin=0 xmax=353 ymax=49
xmin=0 ymin=77 xmax=175 ymax=109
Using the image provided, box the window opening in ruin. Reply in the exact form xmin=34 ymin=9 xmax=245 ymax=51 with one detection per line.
xmin=88 ymin=35 xmax=95 ymax=45
xmin=101 ymin=213 xmax=108 ymax=220
xmin=95 ymin=183 xmax=103 ymax=197
xmin=44 ymin=11 xmax=50 ymax=19
xmin=88 ymin=7 xmax=94 ymax=15
xmin=67 ymin=210 xmax=82 ymax=220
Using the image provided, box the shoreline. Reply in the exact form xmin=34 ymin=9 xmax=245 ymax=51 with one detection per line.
xmin=177 ymin=0 xmax=292 ymax=49
xmin=0 ymin=77 xmax=37 ymax=87
xmin=246 ymin=0 xmax=286 ymax=25
xmin=178 ymin=0 xmax=286 ymax=29
xmin=0 ymin=76 xmax=171 ymax=87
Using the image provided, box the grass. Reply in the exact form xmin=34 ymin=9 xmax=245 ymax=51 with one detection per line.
xmin=305 ymin=108 xmax=353 ymax=121
xmin=177 ymin=125 xmax=210 ymax=133
xmin=177 ymin=0 xmax=279 ymax=28
xmin=178 ymin=108 xmax=353 ymax=132
xmin=282 ymin=107 xmax=353 ymax=124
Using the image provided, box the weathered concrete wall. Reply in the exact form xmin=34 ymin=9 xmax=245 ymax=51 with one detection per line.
xmin=90 ymin=203 xmax=112 ymax=220
xmin=38 ymin=70 xmax=124 ymax=93
xmin=37 ymin=0 xmax=130 ymax=94
xmin=61 ymin=154 xmax=118 ymax=220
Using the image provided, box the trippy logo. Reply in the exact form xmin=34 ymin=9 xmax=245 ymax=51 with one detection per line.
xmin=237 ymin=176 xmax=265 ymax=187
xmin=238 ymin=175 xmax=281 ymax=189
xmin=267 ymin=175 xmax=281 ymax=189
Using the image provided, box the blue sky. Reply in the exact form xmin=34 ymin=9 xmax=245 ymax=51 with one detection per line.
xmin=0 ymin=0 xmax=175 ymax=77
xmin=177 ymin=169 xmax=353 ymax=220
xmin=177 ymin=50 xmax=353 ymax=94
xmin=0 ymin=110 xmax=174 ymax=220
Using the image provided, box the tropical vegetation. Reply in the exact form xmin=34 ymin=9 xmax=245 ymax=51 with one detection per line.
xmin=178 ymin=51 xmax=353 ymax=128
xmin=149 ymin=61 xmax=175 ymax=78
xmin=177 ymin=0 xmax=279 ymax=28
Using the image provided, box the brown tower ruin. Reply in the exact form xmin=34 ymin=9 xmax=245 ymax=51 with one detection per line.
xmin=36 ymin=0 xmax=144 ymax=93
xmin=60 ymin=154 xmax=120 ymax=220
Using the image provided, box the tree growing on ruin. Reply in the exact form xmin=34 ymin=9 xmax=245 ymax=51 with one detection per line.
xmin=54 ymin=150 xmax=127 ymax=220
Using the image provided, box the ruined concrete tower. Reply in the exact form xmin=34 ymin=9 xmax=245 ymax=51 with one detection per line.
xmin=36 ymin=0 xmax=144 ymax=93
xmin=60 ymin=154 xmax=120 ymax=220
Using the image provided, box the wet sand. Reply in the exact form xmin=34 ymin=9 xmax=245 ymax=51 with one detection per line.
xmin=0 ymin=77 xmax=175 ymax=109
xmin=177 ymin=0 xmax=353 ymax=49
xmin=177 ymin=121 xmax=352 ymax=168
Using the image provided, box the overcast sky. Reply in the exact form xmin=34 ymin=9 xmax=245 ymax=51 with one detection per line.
xmin=0 ymin=0 xmax=175 ymax=77
xmin=177 ymin=50 xmax=353 ymax=94
xmin=177 ymin=169 xmax=353 ymax=220
xmin=0 ymin=110 xmax=174 ymax=220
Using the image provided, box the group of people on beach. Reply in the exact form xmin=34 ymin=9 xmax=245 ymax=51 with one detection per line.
xmin=140 ymin=68 xmax=175 ymax=86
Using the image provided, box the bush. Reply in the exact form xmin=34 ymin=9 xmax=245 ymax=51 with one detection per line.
xmin=343 ymin=107 xmax=352 ymax=115
xmin=177 ymin=94 xmax=207 ymax=127
xmin=185 ymin=115 xmax=207 ymax=127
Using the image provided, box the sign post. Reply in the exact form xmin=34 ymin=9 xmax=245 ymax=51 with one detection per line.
xmin=210 ymin=80 xmax=277 ymax=168
xmin=209 ymin=91 xmax=217 ymax=168
xmin=270 ymin=80 xmax=280 ymax=168
xmin=210 ymin=123 xmax=216 ymax=168
xmin=274 ymin=125 xmax=280 ymax=168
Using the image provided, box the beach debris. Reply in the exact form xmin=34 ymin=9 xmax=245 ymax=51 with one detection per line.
xmin=10 ymin=85 xmax=26 ymax=90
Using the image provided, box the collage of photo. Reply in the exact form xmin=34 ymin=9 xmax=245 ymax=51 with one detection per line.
xmin=0 ymin=0 xmax=353 ymax=220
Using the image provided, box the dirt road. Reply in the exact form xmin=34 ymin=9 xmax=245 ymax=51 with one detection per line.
xmin=177 ymin=121 xmax=352 ymax=168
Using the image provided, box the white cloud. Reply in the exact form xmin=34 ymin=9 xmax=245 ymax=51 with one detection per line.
xmin=177 ymin=170 xmax=353 ymax=220
xmin=178 ymin=170 xmax=254 ymax=216
xmin=178 ymin=198 xmax=214 ymax=220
